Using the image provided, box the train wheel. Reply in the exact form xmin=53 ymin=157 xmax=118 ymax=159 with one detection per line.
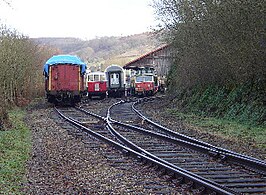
xmin=100 ymin=94 xmax=106 ymax=99
xmin=74 ymin=96 xmax=81 ymax=103
xmin=47 ymin=94 xmax=55 ymax=103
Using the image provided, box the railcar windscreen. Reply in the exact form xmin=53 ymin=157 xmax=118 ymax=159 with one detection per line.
xmin=136 ymin=76 xmax=145 ymax=82
xmin=145 ymin=75 xmax=153 ymax=81
xmin=136 ymin=75 xmax=153 ymax=82
xmin=94 ymin=75 xmax=100 ymax=81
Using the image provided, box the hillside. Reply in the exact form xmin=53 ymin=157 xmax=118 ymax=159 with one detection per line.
xmin=32 ymin=33 xmax=161 ymax=70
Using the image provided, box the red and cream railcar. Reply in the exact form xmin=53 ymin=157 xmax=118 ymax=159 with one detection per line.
xmin=130 ymin=67 xmax=159 ymax=97
xmin=134 ymin=73 xmax=159 ymax=96
xmin=86 ymin=71 xmax=107 ymax=99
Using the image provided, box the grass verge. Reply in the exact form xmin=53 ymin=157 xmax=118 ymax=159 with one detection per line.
xmin=168 ymin=109 xmax=266 ymax=149
xmin=0 ymin=108 xmax=31 ymax=194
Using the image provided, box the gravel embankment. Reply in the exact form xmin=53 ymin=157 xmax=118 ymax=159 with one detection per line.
xmin=22 ymin=99 xmax=180 ymax=194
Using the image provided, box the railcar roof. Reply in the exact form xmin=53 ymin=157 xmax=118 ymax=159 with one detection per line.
xmin=45 ymin=55 xmax=86 ymax=66
xmin=87 ymin=71 xmax=105 ymax=75
xmin=43 ymin=55 xmax=87 ymax=76
xmin=105 ymin=64 xmax=123 ymax=72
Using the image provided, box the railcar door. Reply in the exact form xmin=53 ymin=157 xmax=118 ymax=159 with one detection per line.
xmin=51 ymin=65 xmax=79 ymax=91
xmin=109 ymin=72 xmax=121 ymax=89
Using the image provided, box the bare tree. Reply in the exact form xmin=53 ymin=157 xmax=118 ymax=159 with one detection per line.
xmin=0 ymin=24 xmax=59 ymax=129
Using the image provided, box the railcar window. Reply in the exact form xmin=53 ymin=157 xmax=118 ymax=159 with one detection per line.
xmin=94 ymin=75 xmax=100 ymax=81
xmin=100 ymin=75 xmax=105 ymax=81
xmin=88 ymin=75 xmax=93 ymax=81
xmin=110 ymin=73 xmax=119 ymax=84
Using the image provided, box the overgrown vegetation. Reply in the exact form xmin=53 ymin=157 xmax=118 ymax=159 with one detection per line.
xmin=153 ymin=0 xmax=265 ymax=88
xmin=0 ymin=109 xmax=31 ymax=193
xmin=171 ymin=80 xmax=265 ymax=125
xmin=153 ymin=0 xmax=265 ymax=127
xmin=0 ymin=24 xmax=58 ymax=129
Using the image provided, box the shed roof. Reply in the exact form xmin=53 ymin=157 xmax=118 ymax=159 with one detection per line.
xmin=123 ymin=44 xmax=170 ymax=70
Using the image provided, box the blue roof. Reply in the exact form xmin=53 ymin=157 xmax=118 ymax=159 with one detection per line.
xmin=43 ymin=55 xmax=87 ymax=76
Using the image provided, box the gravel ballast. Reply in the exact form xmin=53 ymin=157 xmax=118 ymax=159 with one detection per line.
xmin=22 ymin=100 xmax=180 ymax=194
xmin=22 ymin=97 xmax=265 ymax=194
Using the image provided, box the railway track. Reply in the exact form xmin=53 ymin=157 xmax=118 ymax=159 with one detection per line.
xmin=54 ymin=102 xmax=179 ymax=193
xmin=55 ymin=98 xmax=266 ymax=194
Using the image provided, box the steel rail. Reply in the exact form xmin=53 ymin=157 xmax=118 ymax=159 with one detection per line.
xmin=106 ymin=118 xmax=237 ymax=194
xmin=55 ymin=106 xmax=234 ymax=195
xmin=108 ymin=99 xmax=266 ymax=194
xmin=75 ymin=106 xmax=106 ymax=121
xmin=106 ymin=102 xmax=240 ymax=194
xmin=131 ymin=98 xmax=266 ymax=174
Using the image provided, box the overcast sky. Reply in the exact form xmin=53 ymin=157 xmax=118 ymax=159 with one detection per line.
xmin=0 ymin=0 xmax=157 ymax=40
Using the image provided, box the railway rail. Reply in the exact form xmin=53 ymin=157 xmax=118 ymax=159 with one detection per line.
xmin=55 ymin=98 xmax=266 ymax=194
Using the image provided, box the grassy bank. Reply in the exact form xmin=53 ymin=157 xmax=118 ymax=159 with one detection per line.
xmin=168 ymin=109 xmax=266 ymax=150
xmin=167 ymin=80 xmax=266 ymax=150
xmin=0 ymin=108 xmax=31 ymax=194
